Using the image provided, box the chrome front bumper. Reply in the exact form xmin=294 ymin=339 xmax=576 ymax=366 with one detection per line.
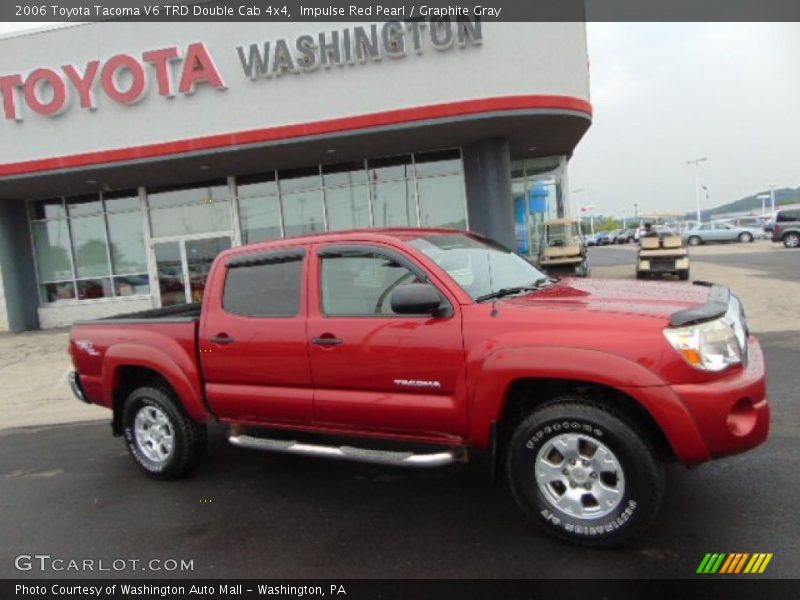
xmin=68 ymin=371 xmax=90 ymax=404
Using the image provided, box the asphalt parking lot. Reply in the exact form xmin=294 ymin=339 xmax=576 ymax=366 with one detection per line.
xmin=1 ymin=241 xmax=798 ymax=579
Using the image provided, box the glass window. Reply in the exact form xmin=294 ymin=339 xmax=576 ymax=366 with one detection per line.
xmin=322 ymin=161 xmax=368 ymax=187
xmin=368 ymin=155 xmax=413 ymax=181
xmin=148 ymin=181 xmax=228 ymax=208
xmin=104 ymin=190 xmax=141 ymax=213
xmin=325 ymin=185 xmax=371 ymax=231
xmin=107 ymin=211 xmax=147 ymax=274
xmin=77 ymin=278 xmax=113 ymax=300
xmin=370 ymin=179 xmax=416 ymax=227
xmin=417 ymin=174 xmax=467 ymax=229
xmin=278 ymin=167 xmax=322 ymax=193
xmin=238 ymin=173 xmax=279 ymax=198
xmin=31 ymin=198 xmax=66 ymax=221
xmin=67 ymin=194 xmax=103 ymax=217
xmin=32 ymin=220 xmax=73 ymax=282
xmin=239 ymin=194 xmax=282 ymax=243
xmin=282 ymin=191 xmax=325 ymax=237
xmin=70 ymin=215 xmax=110 ymax=278
xmin=41 ymin=281 xmax=75 ymax=302
xmin=321 ymin=250 xmax=422 ymax=316
xmin=154 ymin=241 xmax=186 ymax=307
xmin=186 ymin=237 xmax=232 ymax=303
xmin=414 ymin=149 xmax=462 ymax=177
xmin=114 ymin=274 xmax=150 ymax=297
xmin=408 ymin=233 xmax=547 ymax=302
xmin=150 ymin=202 xmax=232 ymax=237
xmin=223 ymin=257 xmax=303 ymax=317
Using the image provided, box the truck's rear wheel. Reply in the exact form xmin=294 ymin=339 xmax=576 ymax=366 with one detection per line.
xmin=122 ymin=386 xmax=207 ymax=480
xmin=506 ymin=399 xmax=665 ymax=547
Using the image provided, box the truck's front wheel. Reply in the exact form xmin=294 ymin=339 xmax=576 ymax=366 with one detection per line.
xmin=122 ymin=386 xmax=207 ymax=480
xmin=507 ymin=399 xmax=665 ymax=546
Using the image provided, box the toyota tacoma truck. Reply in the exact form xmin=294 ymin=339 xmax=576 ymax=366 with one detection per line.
xmin=68 ymin=228 xmax=769 ymax=546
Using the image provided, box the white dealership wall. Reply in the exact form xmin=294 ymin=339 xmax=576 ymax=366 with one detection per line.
xmin=0 ymin=21 xmax=589 ymax=165
xmin=0 ymin=21 xmax=591 ymax=332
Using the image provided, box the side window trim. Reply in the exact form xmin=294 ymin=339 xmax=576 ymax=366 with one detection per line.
xmin=316 ymin=243 xmax=452 ymax=318
xmin=227 ymin=247 xmax=306 ymax=269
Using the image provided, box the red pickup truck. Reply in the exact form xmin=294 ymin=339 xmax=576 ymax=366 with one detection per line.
xmin=68 ymin=228 xmax=769 ymax=546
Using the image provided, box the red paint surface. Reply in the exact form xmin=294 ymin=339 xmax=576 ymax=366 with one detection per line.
xmin=1 ymin=94 xmax=592 ymax=176
xmin=69 ymin=227 xmax=769 ymax=463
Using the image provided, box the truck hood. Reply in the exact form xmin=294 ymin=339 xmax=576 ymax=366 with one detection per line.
xmin=502 ymin=277 xmax=712 ymax=322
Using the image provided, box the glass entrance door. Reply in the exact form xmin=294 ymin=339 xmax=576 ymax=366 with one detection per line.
xmin=153 ymin=235 xmax=232 ymax=306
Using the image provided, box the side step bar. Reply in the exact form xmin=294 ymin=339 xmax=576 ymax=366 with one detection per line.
xmin=229 ymin=434 xmax=466 ymax=468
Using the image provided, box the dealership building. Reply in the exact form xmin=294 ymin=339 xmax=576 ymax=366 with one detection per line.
xmin=0 ymin=20 xmax=591 ymax=332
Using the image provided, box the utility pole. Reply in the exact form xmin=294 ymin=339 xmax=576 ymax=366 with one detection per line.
xmin=687 ymin=157 xmax=707 ymax=225
xmin=757 ymin=193 xmax=769 ymax=215
xmin=768 ymin=183 xmax=778 ymax=213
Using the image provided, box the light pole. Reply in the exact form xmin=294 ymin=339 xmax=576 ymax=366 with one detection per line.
xmin=687 ymin=157 xmax=707 ymax=225
xmin=757 ymin=193 xmax=769 ymax=215
xmin=572 ymin=188 xmax=592 ymax=234
xmin=768 ymin=183 xmax=779 ymax=213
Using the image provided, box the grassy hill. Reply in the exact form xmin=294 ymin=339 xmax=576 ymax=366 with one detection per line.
xmin=701 ymin=187 xmax=800 ymax=218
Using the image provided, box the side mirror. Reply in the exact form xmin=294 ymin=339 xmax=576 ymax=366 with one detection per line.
xmin=390 ymin=283 xmax=442 ymax=315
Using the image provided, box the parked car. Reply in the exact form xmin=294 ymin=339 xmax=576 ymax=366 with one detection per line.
xmin=771 ymin=209 xmax=800 ymax=248
xmin=68 ymin=228 xmax=769 ymax=547
xmin=615 ymin=229 xmax=636 ymax=244
xmin=722 ymin=216 xmax=767 ymax=229
xmin=681 ymin=222 xmax=759 ymax=246
xmin=585 ymin=233 xmax=598 ymax=247
xmin=595 ymin=229 xmax=621 ymax=245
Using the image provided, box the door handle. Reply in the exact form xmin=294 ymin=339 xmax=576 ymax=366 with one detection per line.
xmin=210 ymin=334 xmax=236 ymax=345
xmin=312 ymin=336 xmax=343 ymax=346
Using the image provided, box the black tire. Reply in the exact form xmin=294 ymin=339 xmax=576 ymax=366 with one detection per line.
xmin=506 ymin=399 xmax=665 ymax=547
xmin=687 ymin=236 xmax=701 ymax=246
xmin=635 ymin=271 xmax=647 ymax=280
xmin=784 ymin=232 xmax=800 ymax=249
xmin=678 ymin=270 xmax=690 ymax=281
xmin=738 ymin=232 xmax=753 ymax=243
xmin=122 ymin=385 xmax=207 ymax=480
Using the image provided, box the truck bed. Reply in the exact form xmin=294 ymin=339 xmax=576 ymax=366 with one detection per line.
xmin=78 ymin=302 xmax=202 ymax=324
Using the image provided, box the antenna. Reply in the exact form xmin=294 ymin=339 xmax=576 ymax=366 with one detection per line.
xmin=485 ymin=250 xmax=498 ymax=317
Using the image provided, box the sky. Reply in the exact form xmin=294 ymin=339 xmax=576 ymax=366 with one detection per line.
xmin=570 ymin=23 xmax=800 ymax=218
xmin=1 ymin=21 xmax=798 ymax=218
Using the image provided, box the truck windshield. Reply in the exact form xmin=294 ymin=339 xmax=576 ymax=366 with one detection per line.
xmin=407 ymin=233 xmax=549 ymax=301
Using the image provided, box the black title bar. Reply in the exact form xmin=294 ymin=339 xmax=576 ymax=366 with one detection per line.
xmin=2 ymin=0 xmax=800 ymax=23
xmin=4 ymin=579 xmax=800 ymax=600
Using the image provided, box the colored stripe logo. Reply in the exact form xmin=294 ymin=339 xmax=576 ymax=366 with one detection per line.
xmin=697 ymin=553 xmax=773 ymax=574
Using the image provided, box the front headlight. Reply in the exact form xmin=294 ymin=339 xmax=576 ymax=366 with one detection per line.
xmin=664 ymin=318 xmax=743 ymax=372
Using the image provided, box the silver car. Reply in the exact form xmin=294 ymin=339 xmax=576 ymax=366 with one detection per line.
xmin=681 ymin=222 xmax=758 ymax=246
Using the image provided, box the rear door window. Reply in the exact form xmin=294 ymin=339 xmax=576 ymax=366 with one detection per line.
xmin=223 ymin=250 xmax=304 ymax=317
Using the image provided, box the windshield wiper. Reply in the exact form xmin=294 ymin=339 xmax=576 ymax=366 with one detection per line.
xmin=475 ymin=278 xmax=552 ymax=303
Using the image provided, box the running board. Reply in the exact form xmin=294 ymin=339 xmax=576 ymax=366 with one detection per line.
xmin=229 ymin=434 xmax=466 ymax=468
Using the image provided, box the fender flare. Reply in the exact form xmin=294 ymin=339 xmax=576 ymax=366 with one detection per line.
xmin=102 ymin=343 xmax=211 ymax=423
xmin=469 ymin=346 xmax=710 ymax=463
